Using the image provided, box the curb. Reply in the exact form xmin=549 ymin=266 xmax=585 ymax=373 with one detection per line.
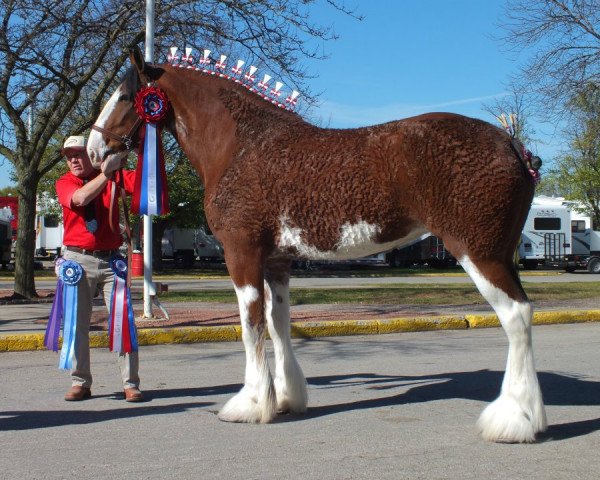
xmin=2 ymin=309 xmax=600 ymax=352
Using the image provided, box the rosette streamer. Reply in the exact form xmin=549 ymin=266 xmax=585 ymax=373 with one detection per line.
xmin=57 ymin=260 xmax=83 ymax=370
xmin=44 ymin=257 xmax=66 ymax=352
xmin=131 ymin=86 xmax=170 ymax=216
xmin=108 ymin=255 xmax=138 ymax=354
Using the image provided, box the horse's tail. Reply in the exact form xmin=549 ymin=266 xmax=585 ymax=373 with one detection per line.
xmin=509 ymin=137 xmax=542 ymax=185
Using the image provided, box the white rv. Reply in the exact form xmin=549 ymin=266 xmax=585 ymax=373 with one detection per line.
xmin=0 ymin=207 xmax=12 ymax=267
xmin=519 ymin=196 xmax=573 ymax=269
xmin=35 ymin=213 xmax=63 ymax=259
xmin=565 ymin=207 xmax=600 ymax=273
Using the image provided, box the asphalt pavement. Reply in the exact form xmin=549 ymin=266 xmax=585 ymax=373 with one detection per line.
xmin=2 ymin=324 xmax=600 ymax=479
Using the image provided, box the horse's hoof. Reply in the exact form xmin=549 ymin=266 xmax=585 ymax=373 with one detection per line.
xmin=477 ymin=396 xmax=546 ymax=443
xmin=218 ymin=388 xmax=277 ymax=424
xmin=275 ymin=382 xmax=308 ymax=414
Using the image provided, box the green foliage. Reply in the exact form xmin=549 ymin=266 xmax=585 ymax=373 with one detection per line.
xmin=162 ymin=140 xmax=205 ymax=229
xmin=549 ymin=84 xmax=600 ymax=225
xmin=0 ymin=186 xmax=18 ymax=196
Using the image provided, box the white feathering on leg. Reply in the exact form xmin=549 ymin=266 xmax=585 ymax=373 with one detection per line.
xmin=265 ymin=279 xmax=308 ymax=413
xmin=460 ymin=256 xmax=547 ymax=443
xmin=218 ymin=285 xmax=277 ymax=423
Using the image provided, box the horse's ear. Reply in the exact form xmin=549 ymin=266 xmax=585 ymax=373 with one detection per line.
xmin=129 ymin=46 xmax=161 ymax=82
xmin=130 ymin=47 xmax=145 ymax=73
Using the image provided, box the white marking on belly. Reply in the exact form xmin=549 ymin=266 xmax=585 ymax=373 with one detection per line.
xmin=277 ymin=216 xmax=427 ymax=260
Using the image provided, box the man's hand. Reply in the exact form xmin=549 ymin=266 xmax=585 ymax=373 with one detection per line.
xmin=101 ymin=155 xmax=126 ymax=176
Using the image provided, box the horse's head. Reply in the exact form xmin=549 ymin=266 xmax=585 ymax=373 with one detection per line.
xmin=87 ymin=48 xmax=162 ymax=169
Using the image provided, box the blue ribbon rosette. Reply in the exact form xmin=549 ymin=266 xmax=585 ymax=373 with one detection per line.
xmin=57 ymin=260 xmax=83 ymax=370
xmin=108 ymin=255 xmax=138 ymax=353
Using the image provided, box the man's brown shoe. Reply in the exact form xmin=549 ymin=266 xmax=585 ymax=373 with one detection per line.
xmin=124 ymin=387 xmax=144 ymax=402
xmin=64 ymin=386 xmax=91 ymax=401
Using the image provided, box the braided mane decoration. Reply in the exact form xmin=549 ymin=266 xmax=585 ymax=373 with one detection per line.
xmin=496 ymin=112 xmax=542 ymax=185
xmin=166 ymin=47 xmax=300 ymax=111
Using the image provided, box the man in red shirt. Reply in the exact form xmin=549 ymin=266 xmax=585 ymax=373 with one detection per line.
xmin=56 ymin=135 xmax=142 ymax=402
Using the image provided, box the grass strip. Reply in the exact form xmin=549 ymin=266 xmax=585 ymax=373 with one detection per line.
xmin=155 ymin=282 xmax=600 ymax=306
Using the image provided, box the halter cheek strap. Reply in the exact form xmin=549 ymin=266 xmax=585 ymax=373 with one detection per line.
xmin=91 ymin=116 xmax=144 ymax=151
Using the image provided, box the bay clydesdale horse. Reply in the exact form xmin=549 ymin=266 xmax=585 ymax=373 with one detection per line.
xmin=87 ymin=47 xmax=545 ymax=443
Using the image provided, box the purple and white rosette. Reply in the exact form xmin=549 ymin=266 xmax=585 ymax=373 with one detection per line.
xmin=44 ymin=257 xmax=66 ymax=352
xmin=58 ymin=260 xmax=83 ymax=370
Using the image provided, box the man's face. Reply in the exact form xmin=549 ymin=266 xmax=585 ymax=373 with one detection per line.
xmin=65 ymin=149 xmax=95 ymax=178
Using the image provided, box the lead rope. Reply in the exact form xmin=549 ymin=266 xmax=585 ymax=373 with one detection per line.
xmin=108 ymin=169 xmax=133 ymax=288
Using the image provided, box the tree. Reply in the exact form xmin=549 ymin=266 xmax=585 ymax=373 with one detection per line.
xmin=483 ymin=88 xmax=538 ymax=148
xmin=549 ymin=85 xmax=600 ymax=225
xmin=0 ymin=0 xmax=354 ymax=298
xmin=0 ymin=186 xmax=18 ymax=196
xmin=501 ymin=0 xmax=600 ymax=116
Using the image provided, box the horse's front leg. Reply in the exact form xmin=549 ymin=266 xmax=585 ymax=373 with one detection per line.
xmin=218 ymin=254 xmax=277 ymax=424
xmin=264 ymin=259 xmax=308 ymax=414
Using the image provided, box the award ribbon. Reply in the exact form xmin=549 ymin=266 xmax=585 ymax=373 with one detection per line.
xmin=58 ymin=260 xmax=83 ymax=370
xmin=131 ymin=86 xmax=170 ymax=216
xmin=44 ymin=257 xmax=66 ymax=352
xmin=108 ymin=255 xmax=138 ymax=353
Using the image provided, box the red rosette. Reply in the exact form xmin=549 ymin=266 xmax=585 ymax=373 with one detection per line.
xmin=134 ymin=86 xmax=170 ymax=124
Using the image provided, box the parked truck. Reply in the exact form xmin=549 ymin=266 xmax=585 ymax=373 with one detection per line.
xmin=161 ymin=227 xmax=224 ymax=267
xmin=563 ymin=223 xmax=600 ymax=273
xmin=0 ymin=195 xmax=63 ymax=260
xmin=385 ymin=233 xmax=455 ymax=268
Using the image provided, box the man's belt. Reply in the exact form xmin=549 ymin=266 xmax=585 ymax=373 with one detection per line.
xmin=63 ymin=246 xmax=116 ymax=258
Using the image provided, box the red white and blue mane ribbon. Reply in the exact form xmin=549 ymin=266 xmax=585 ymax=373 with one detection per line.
xmin=57 ymin=260 xmax=83 ymax=370
xmin=166 ymin=47 xmax=300 ymax=111
xmin=108 ymin=255 xmax=138 ymax=354
xmin=44 ymin=257 xmax=66 ymax=352
xmin=131 ymin=86 xmax=170 ymax=216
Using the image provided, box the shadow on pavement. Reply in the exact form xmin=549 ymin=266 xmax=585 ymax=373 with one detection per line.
xmin=300 ymin=369 xmax=600 ymax=441
xmin=0 ymin=401 xmax=213 ymax=431
xmin=3 ymin=370 xmax=599 ymax=441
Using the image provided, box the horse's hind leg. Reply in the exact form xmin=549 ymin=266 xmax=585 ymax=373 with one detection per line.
xmin=218 ymin=252 xmax=277 ymax=424
xmin=460 ymin=255 xmax=547 ymax=443
xmin=264 ymin=259 xmax=308 ymax=414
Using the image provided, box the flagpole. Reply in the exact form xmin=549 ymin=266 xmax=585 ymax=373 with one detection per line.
xmin=143 ymin=0 xmax=155 ymax=318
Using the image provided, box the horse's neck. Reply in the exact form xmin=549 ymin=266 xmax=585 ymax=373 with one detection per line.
xmin=162 ymin=71 xmax=298 ymax=189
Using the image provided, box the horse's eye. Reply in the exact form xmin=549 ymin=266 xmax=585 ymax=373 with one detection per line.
xmin=118 ymin=94 xmax=131 ymax=102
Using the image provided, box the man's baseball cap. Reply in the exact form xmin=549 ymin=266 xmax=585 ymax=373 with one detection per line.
xmin=62 ymin=136 xmax=87 ymax=155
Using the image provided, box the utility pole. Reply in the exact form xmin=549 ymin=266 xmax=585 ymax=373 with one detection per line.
xmin=142 ymin=0 xmax=155 ymax=318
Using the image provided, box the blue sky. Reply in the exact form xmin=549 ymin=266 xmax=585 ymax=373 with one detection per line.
xmin=304 ymin=0 xmax=560 ymax=156
xmin=0 ymin=0 xmax=559 ymax=189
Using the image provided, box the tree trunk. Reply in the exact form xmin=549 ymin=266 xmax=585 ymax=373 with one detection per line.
xmin=14 ymin=179 xmax=39 ymax=298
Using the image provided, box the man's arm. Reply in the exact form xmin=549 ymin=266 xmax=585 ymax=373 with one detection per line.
xmin=70 ymin=172 xmax=112 ymax=207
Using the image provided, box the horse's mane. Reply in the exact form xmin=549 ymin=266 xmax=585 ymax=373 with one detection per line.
xmin=158 ymin=49 xmax=301 ymax=115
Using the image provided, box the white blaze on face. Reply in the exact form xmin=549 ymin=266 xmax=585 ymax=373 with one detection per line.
xmin=87 ymin=85 xmax=123 ymax=169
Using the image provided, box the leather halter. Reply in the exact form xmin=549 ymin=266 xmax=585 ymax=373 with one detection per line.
xmin=91 ymin=116 xmax=144 ymax=151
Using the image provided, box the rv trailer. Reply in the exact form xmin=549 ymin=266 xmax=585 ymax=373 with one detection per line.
xmin=564 ymin=209 xmax=600 ymax=273
xmin=519 ymin=197 xmax=572 ymax=269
